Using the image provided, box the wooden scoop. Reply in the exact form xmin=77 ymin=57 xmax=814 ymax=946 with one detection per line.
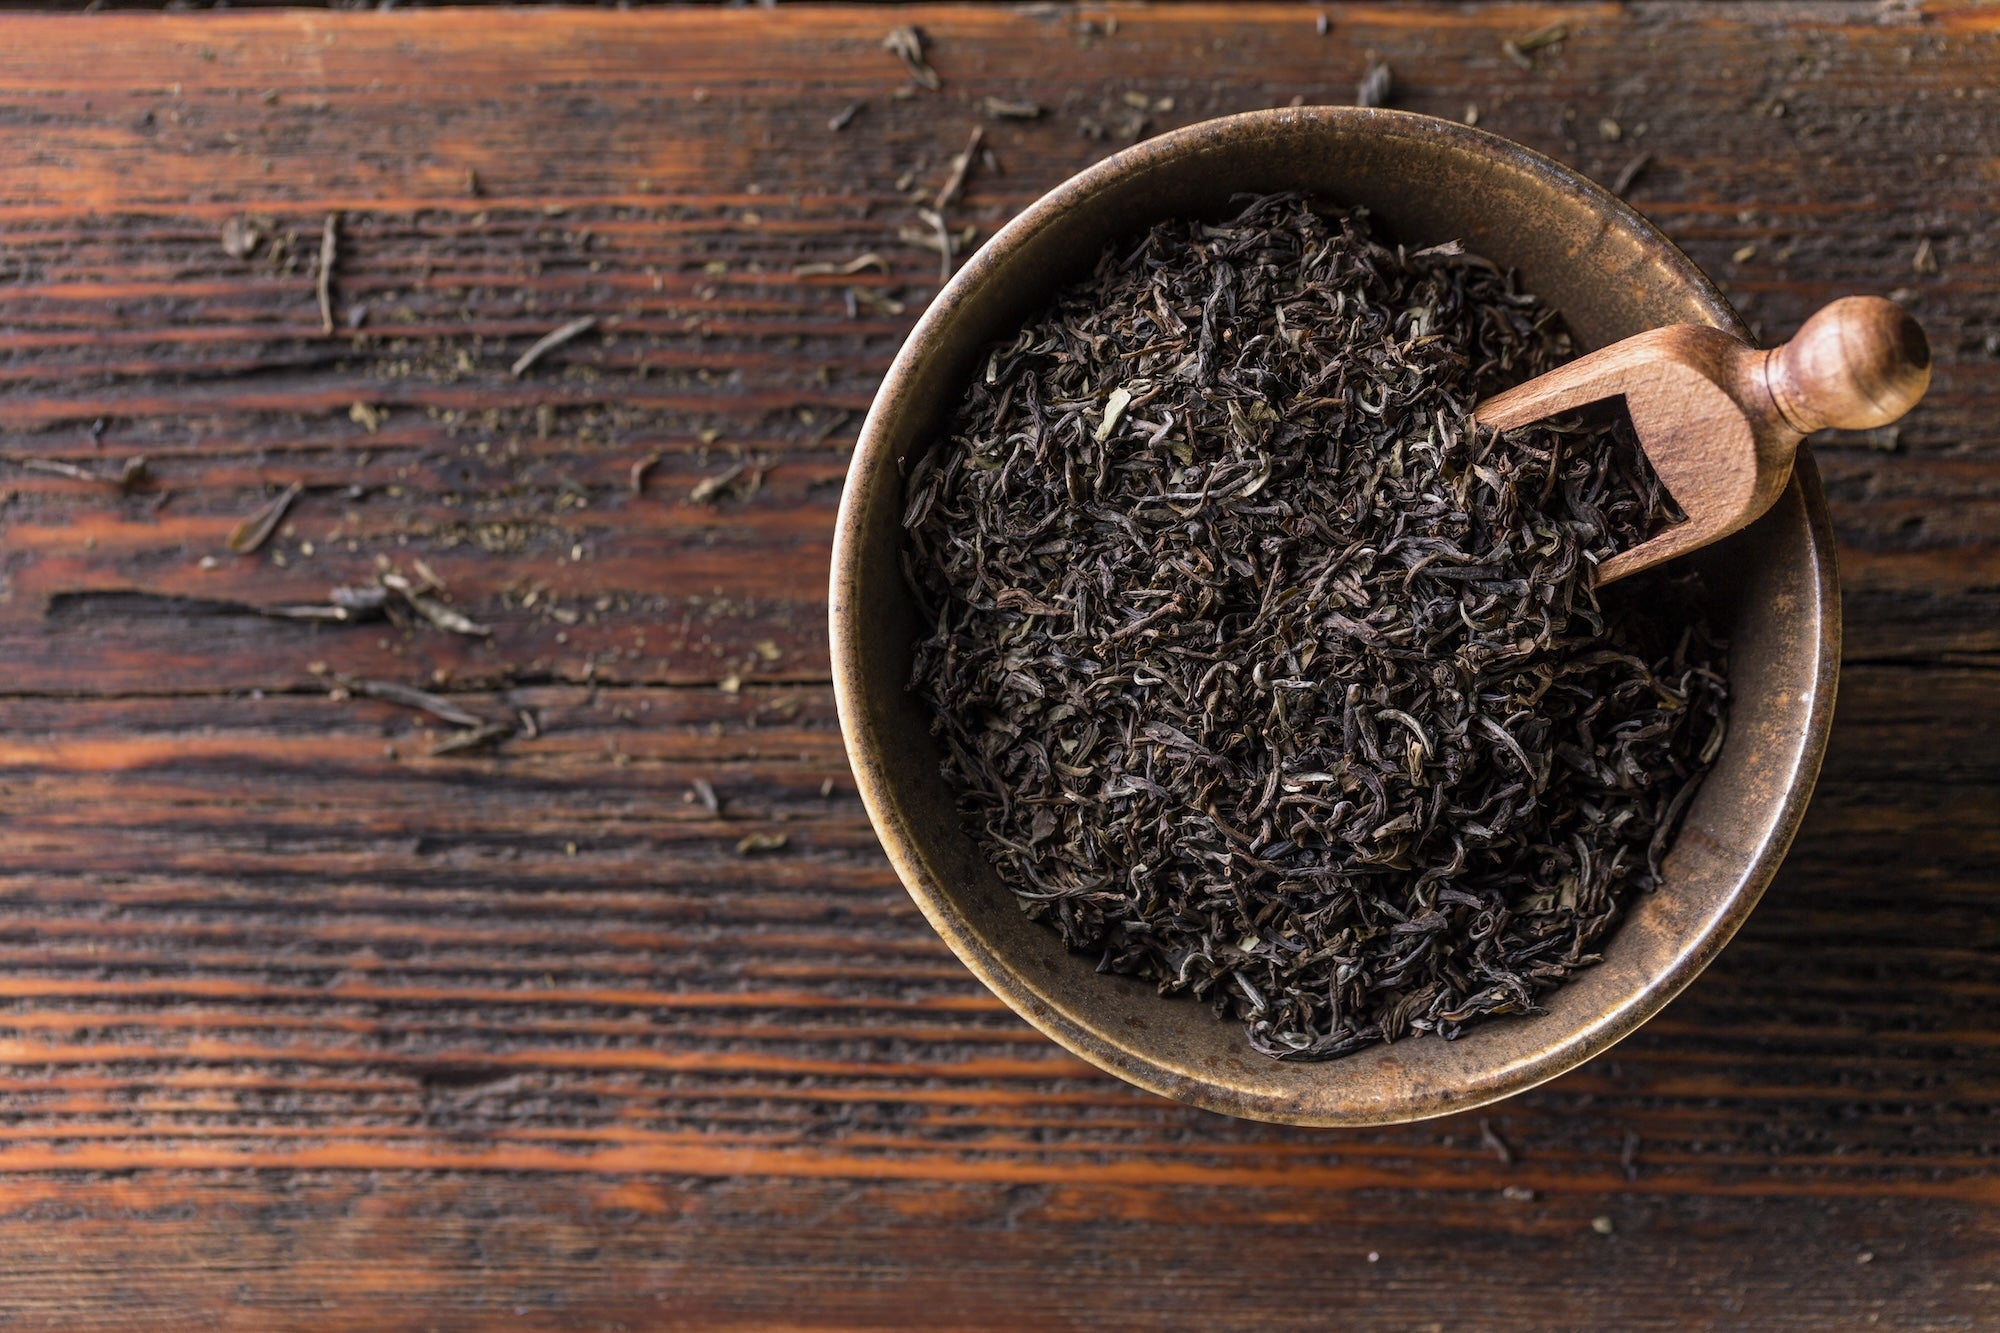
xmin=1474 ymin=296 xmax=1931 ymax=585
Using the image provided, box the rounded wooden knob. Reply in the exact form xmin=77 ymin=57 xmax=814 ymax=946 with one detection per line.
xmin=1765 ymin=296 xmax=1931 ymax=433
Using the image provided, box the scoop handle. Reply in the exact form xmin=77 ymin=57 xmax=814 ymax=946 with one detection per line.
xmin=1472 ymin=296 xmax=1932 ymax=587
xmin=1761 ymin=296 xmax=1931 ymax=435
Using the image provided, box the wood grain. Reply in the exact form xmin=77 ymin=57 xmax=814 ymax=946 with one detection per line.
xmin=0 ymin=1174 xmax=1993 ymax=1332
xmin=0 ymin=4 xmax=1995 ymax=1327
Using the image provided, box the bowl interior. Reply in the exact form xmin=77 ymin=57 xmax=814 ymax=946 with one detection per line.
xmin=831 ymin=109 xmax=1837 ymax=1126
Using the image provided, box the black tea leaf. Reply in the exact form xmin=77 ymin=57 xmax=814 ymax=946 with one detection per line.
xmin=901 ymin=193 xmax=1727 ymax=1060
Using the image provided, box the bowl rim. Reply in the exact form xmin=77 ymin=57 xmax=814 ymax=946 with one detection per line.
xmin=830 ymin=106 xmax=1841 ymax=1125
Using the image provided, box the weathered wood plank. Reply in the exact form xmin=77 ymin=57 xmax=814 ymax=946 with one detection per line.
xmin=0 ymin=1174 xmax=1986 ymax=1332
xmin=0 ymin=5 xmax=1994 ymax=1327
xmin=2 ymin=3 xmax=1996 ymax=696
xmin=0 ymin=668 xmax=1991 ymax=1195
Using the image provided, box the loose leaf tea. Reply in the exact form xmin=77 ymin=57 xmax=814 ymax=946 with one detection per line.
xmin=901 ymin=193 xmax=1728 ymax=1060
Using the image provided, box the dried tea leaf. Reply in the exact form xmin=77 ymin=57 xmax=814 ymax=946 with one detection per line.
xmin=900 ymin=192 xmax=1726 ymax=1063
xmin=20 ymin=455 xmax=148 ymax=491
xmin=689 ymin=462 xmax=763 ymax=505
xmin=429 ymin=722 xmax=514 ymax=757
xmin=338 ymin=675 xmax=487 ymax=729
xmin=1093 ymin=386 xmax=1134 ymax=443
xmin=330 ymin=583 xmax=390 ymax=613
xmin=510 ymin=315 xmax=599 ymax=378
xmin=1356 ymin=61 xmax=1393 ymax=108
xmin=735 ymin=832 xmax=788 ymax=855
xmin=1611 ymin=152 xmax=1653 ymax=197
xmin=259 ymin=604 xmax=354 ymax=623
xmin=982 ymin=97 xmax=1045 ymax=120
xmin=848 ymin=287 xmax=907 ymax=317
xmin=381 ymin=572 xmax=491 ymax=636
xmin=221 ymin=215 xmax=266 ymax=259
xmin=792 ymin=253 xmax=888 ymax=278
xmin=228 ymin=481 xmax=303 ymax=554
xmin=20 ymin=457 xmax=99 ymax=482
xmin=882 ymin=25 xmax=940 ymax=90
xmin=691 ymin=778 xmax=721 ymax=815
xmin=316 ymin=212 xmax=338 ymax=335
xmin=1503 ymin=21 xmax=1567 ymax=68
xmin=933 ymin=125 xmax=985 ymax=211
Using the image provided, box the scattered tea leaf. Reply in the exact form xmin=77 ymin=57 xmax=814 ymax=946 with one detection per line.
xmin=510 ymin=315 xmax=600 ymax=378
xmin=1503 ymin=21 xmax=1567 ymax=68
xmin=691 ymin=778 xmax=721 ymax=815
xmin=735 ymin=832 xmax=789 ymax=855
xmin=1356 ymin=61 xmax=1393 ymax=108
xmin=21 ymin=457 xmax=97 ymax=482
xmin=983 ymin=96 xmax=1045 ymax=120
xmin=630 ymin=451 xmax=663 ymax=495
xmin=1611 ymin=152 xmax=1652 ymax=197
xmin=259 ymin=604 xmax=355 ymax=623
xmin=329 ymin=583 xmax=390 ymax=614
xmin=933 ymin=124 xmax=986 ymax=211
xmin=896 ymin=220 xmax=977 ymax=258
xmin=381 ymin=572 xmax=491 ymax=636
xmin=429 ymin=722 xmax=514 ymax=757
xmin=337 ymin=674 xmax=487 ymax=728
xmin=20 ymin=455 xmax=148 ymax=491
xmin=316 ymin=212 xmax=338 ymax=335
xmin=348 ymin=401 xmax=383 ymax=433
xmin=792 ymin=253 xmax=888 ymax=278
xmin=848 ymin=286 xmax=907 ymax=317
xmin=883 ymin=25 xmax=941 ymax=90
xmin=221 ymin=215 xmax=266 ymax=259
xmin=804 ymin=409 xmax=854 ymax=448
xmin=228 ymin=481 xmax=303 ymax=554
xmin=919 ymin=206 xmax=955 ymax=283
xmin=689 ymin=462 xmax=749 ymax=505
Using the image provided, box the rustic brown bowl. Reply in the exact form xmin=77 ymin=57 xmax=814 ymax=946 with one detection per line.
xmin=830 ymin=108 xmax=1839 ymax=1126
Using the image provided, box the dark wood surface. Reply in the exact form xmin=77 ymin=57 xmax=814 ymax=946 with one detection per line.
xmin=0 ymin=5 xmax=1994 ymax=1328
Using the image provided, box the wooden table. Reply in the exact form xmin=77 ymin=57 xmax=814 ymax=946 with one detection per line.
xmin=0 ymin=5 xmax=1993 ymax=1327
